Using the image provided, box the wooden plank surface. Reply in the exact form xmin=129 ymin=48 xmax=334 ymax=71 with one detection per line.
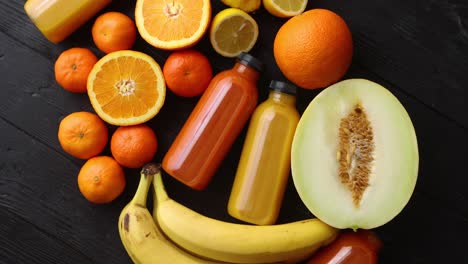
xmin=1 ymin=0 xmax=467 ymax=263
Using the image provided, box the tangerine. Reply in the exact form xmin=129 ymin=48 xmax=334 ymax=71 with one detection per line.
xmin=273 ymin=9 xmax=353 ymax=90
xmin=54 ymin=48 xmax=98 ymax=93
xmin=163 ymin=49 xmax=213 ymax=97
xmin=58 ymin=111 xmax=108 ymax=160
xmin=92 ymin=12 xmax=137 ymax=54
xmin=110 ymin=124 xmax=158 ymax=168
xmin=77 ymin=156 xmax=126 ymax=204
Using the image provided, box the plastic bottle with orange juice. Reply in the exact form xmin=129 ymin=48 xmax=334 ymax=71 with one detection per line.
xmin=228 ymin=80 xmax=300 ymax=225
xmin=24 ymin=0 xmax=112 ymax=43
xmin=162 ymin=52 xmax=264 ymax=190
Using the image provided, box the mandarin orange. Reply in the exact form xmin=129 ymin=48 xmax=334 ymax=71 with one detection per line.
xmin=163 ymin=49 xmax=213 ymax=97
xmin=110 ymin=124 xmax=158 ymax=168
xmin=92 ymin=12 xmax=137 ymax=54
xmin=58 ymin=111 xmax=108 ymax=159
xmin=77 ymin=156 xmax=126 ymax=204
xmin=54 ymin=48 xmax=98 ymax=93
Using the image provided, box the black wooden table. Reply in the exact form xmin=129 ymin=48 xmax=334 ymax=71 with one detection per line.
xmin=1 ymin=0 xmax=467 ymax=263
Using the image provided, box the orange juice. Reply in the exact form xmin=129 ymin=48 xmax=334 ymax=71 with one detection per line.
xmin=24 ymin=0 xmax=111 ymax=43
xmin=228 ymin=81 xmax=299 ymax=225
xmin=162 ymin=53 xmax=263 ymax=190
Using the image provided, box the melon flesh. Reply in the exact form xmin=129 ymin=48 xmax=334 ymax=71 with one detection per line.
xmin=291 ymin=79 xmax=419 ymax=229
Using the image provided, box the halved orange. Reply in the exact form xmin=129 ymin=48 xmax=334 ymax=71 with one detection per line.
xmin=87 ymin=50 xmax=165 ymax=126
xmin=135 ymin=0 xmax=212 ymax=50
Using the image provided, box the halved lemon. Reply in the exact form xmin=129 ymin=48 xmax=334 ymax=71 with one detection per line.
xmin=263 ymin=0 xmax=308 ymax=18
xmin=135 ymin=0 xmax=211 ymax=50
xmin=87 ymin=50 xmax=165 ymax=126
xmin=210 ymin=8 xmax=259 ymax=58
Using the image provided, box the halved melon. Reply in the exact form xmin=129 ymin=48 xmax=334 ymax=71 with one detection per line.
xmin=291 ymin=79 xmax=419 ymax=230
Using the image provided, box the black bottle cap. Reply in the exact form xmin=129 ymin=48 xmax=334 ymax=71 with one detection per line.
xmin=269 ymin=80 xmax=297 ymax=95
xmin=237 ymin=52 xmax=264 ymax=72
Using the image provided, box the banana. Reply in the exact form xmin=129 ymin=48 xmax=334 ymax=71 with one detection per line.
xmin=221 ymin=0 xmax=261 ymax=13
xmin=152 ymin=168 xmax=340 ymax=264
xmin=118 ymin=163 xmax=223 ymax=264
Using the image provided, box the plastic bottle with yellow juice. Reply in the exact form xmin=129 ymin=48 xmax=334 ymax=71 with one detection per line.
xmin=228 ymin=80 xmax=300 ymax=225
xmin=24 ymin=0 xmax=112 ymax=43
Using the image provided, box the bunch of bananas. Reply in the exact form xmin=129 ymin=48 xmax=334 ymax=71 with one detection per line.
xmin=118 ymin=163 xmax=338 ymax=264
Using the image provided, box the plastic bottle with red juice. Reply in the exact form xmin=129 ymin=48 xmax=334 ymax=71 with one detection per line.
xmin=162 ymin=52 xmax=264 ymax=190
xmin=306 ymin=230 xmax=382 ymax=264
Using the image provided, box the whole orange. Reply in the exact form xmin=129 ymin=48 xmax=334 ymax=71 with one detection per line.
xmin=54 ymin=48 xmax=98 ymax=93
xmin=77 ymin=156 xmax=126 ymax=204
xmin=92 ymin=12 xmax=137 ymax=54
xmin=273 ymin=9 xmax=353 ymax=90
xmin=58 ymin=111 xmax=108 ymax=159
xmin=163 ymin=49 xmax=213 ymax=97
xmin=110 ymin=124 xmax=158 ymax=168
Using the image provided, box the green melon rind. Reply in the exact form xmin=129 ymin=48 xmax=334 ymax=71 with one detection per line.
xmin=291 ymin=78 xmax=419 ymax=229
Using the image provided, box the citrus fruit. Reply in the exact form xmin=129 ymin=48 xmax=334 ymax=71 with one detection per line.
xmin=92 ymin=11 xmax=137 ymax=54
xmin=110 ymin=124 xmax=158 ymax=168
xmin=273 ymin=9 xmax=353 ymax=90
xmin=163 ymin=49 xmax=213 ymax=97
xmin=263 ymin=0 xmax=308 ymax=18
xmin=87 ymin=50 xmax=166 ymax=126
xmin=221 ymin=0 xmax=261 ymax=13
xmin=291 ymin=79 xmax=419 ymax=229
xmin=135 ymin=0 xmax=211 ymax=50
xmin=58 ymin=111 xmax=108 ymax=160
xmin=77 ymin=156 xmax=126 ymax=204
xmin=54 ymin=48 xmax=98 ymax=93
xmin=210 ymin=8 xmax=259 ymax=58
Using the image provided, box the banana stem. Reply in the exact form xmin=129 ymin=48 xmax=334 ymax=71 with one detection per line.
xmin=131 ymin=163 xmax=160 ymax=206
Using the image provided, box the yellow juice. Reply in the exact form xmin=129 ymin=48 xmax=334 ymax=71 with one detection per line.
xmin=228 ymin=81 xmax=300 ymax=225
xmin=24 ymin=0 xmax=111 ymax=43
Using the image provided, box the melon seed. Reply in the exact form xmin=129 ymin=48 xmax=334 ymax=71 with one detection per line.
xmin=337 ymin=104 xmax=375 ymax=207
